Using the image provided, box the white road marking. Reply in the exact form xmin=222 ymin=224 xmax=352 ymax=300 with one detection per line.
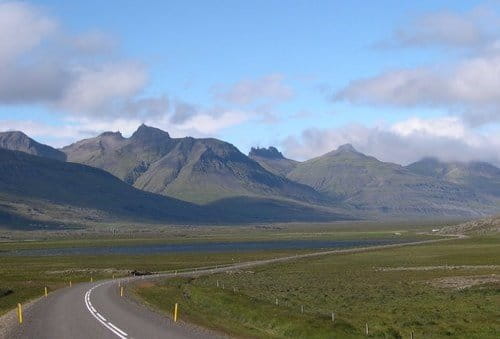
xmin=96 ymin=313 xmax=107 ymax=322
xmin=84 ymin=284 xmax=128 ymax=338
xmin=108 ymin=322 xmax=128 ymax=336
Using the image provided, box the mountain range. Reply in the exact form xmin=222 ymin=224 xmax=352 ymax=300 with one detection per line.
xmin=0 ymin=125 xmax=499 ymax=229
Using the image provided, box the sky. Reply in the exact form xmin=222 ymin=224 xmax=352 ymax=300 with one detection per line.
xmin=1 ymin=0 xmax=500 ymax=165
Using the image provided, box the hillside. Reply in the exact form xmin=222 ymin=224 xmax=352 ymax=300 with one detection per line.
xmin=0 ymin=131 xmax=66 ymax=161
xmin=287 ymin=144 xmax=498 ymax=217
xmin=248 ymin=146 xmax=298 ymax=177
xmin=406 ymin=157 xmax=500 ymax=198
xmin=62 ymin=125 xmax=324 ymax=205
xmin=0 ymin=148 xmax=345 ymax=229
xmin=0 ymin=148 xmax=209 ymax=227
xmin=437 ymin=216 xmax=500 ymax=235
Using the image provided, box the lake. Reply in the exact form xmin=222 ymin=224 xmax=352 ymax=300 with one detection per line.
xmin=1 ymin=238 xmax=413 ymax=256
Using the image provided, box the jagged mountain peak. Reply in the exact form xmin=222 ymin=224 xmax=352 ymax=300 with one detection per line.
xmin=98 ymin=131 xmax=124 ymax=139
xmin=249 ymin=146 xmax=285 ymax=159
xmin=131 ymin=124 xmax=170 ymax=141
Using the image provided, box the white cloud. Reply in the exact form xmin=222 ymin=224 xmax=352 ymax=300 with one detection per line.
xmin=213 ymin=74 xmax=294 ymax=105
xmin=0 ymin=1 xmax=153 ymax=119
xmin=282 ymin=117 xmax=500 ymax=166
xmin=335 ymin=53 xmax=500 ymax=125
xmin=0 ymin=1 xmax=56 ymax=63
xmin=176 ymin=110 xmax=249 ymax=134
xmin=377 ymin=6 xmax=499 ymax=49
xmin=390 ymin=116 xmax=467 ymax=139
xmin=337 ymin=6 xmax=500 ymax=126
xmin=58 ymin=62 xmax=148 ymax=115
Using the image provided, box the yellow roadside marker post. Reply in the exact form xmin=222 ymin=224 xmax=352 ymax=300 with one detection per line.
xmin=90 ymin=276 xmax=93 ymax=283
xmin=120 ymin=286 xmax=124 ymax=297
xmin=17 ymin=303 xmax=23 ymax=324
xmin=174 ymin=303 xmax=178 ymax=322
xmin=44 ymin=286 xmax=48 ymax=297
xmin=69 ymin=281 xmax=72 ymax=287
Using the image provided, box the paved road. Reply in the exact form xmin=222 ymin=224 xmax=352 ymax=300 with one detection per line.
xmin=4 ymin=236 xmax=457 ymax=339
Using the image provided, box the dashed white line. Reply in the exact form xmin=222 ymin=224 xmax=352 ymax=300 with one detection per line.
xmin=84 ymin=284 xmax=128 ymax=338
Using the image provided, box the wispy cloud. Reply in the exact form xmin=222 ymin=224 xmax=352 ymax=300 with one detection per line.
xmin=213 ymin=74 xmax=294 ymax=106
xmin=376 ymin=6 xmax=498 ymax=49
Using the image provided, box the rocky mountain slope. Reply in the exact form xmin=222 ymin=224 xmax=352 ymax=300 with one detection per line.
xmin=287 ymin=144 xmax=498 ymax=217
xmin=61 ymin=125 xmax=324 ymax=205
xmin=249 ymin=146 xmax=298 ymax=177
xmin=406 ymin=157 xmax=500 ymax=198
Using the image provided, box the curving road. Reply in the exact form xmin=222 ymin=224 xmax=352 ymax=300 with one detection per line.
xmin=4 ymin=236 xmax=456 ymax=339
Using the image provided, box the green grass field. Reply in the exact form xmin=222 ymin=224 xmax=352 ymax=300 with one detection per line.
xmin=135 ymin=234 xmax=500 ymax=338
xmin=0 ymin=221 xmax=442 ymax=318
xmin=0 ymin=249 xmax=307 ymax=316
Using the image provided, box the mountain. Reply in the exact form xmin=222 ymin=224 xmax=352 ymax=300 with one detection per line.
xmin=287 ymin=144 xmax=498 ymax=217
xmin=62 ymin=124 xmax=324 ymax=205
xmin=406 ymin=157 xmax=500 ymax=198
xmin=0 ymin=131 xmax=66 ymax=161
xmin=249 ymin=146 xmax=298 ymax=177
xmin=0 ymin=148 xmax=345 ymax=229
xmin=0 ymin=147 xmax=207 ymax=227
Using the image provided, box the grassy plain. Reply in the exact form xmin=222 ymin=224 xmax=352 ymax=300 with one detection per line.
xmin=135 ymin=234 xmax=500 ymax=338
xmin=0 ymin=220 xmax=454 ymax=325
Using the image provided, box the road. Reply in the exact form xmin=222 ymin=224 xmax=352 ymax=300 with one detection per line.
xmin=3 ymin=236 xmax=457 ymax=339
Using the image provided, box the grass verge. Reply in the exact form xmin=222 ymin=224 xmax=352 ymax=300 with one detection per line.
xmin=135 ymin=235 xmax=500 ymax=338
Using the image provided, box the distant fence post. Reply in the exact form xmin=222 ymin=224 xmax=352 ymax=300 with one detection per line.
xmin=365 ymin=323 xmax=369 ymax=335
xmin=17 ymin=303 xmax=23 ymax=324
xmin=174 ymin=303 xmax=178 ymax=322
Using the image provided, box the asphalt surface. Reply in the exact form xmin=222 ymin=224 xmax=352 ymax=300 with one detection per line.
xmin=4 ymin=236 xmax=455 ymax=339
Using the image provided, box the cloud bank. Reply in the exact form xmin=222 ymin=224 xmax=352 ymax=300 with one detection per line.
xmin=282 ymin=116 xmax=500 ymax=166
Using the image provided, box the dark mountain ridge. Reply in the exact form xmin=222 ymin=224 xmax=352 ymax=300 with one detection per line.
xmin=0 ymin=131 xmax=66 ymax=161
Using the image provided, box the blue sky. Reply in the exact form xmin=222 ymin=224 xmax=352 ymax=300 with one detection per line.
xmin=1 ymin=0 xmax=500 ymax=165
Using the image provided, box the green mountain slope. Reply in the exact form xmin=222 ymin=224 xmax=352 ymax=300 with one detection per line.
xmin=248 ymin=146 xmax=298 ymax=177
xmin=0 ymin=148 xmax=207 ymax=226
xmin=406 ymin=157 xmax=500 ymax=198
xmin=62 ymin=125 xmax=324 ymax=205
xmin=0 ymin=148 xmax=346 ymax=228
xmin=287 ymin=144 xmax=499 ymax=217
xmin=0 ymin=131 xmax=66 ymax=161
